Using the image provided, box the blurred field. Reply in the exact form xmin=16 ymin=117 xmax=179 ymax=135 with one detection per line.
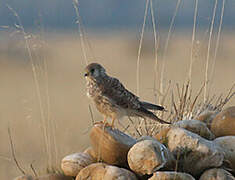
xmin=0 ymin=31 xmax=234 ymax=179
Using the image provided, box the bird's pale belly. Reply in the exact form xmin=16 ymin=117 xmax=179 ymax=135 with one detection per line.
xmin=93 ymin=95 xmax=126 ymax=119
xmin=86 ymin=79 xmax=127 ymax=120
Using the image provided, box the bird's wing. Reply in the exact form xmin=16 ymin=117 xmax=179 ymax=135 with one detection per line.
xmin=99 ymin=77 xmax=170 ymax=124
xmin=100 ymin=77 xmax=141 ymax=109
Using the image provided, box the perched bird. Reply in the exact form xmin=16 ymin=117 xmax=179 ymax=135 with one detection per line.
xmin=84 ymin=63 xmax=170 ymax=127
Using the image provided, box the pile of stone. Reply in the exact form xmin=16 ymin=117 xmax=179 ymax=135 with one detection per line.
xmin=15 ymin=106 xmax=235 ymax=180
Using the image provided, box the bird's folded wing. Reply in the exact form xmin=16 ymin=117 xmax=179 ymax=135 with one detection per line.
xmin=100 ymin=77 xmax=140 ymax=109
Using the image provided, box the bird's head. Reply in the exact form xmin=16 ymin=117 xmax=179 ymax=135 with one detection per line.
xmin=84 ymin=63 xmax=106 ymax=81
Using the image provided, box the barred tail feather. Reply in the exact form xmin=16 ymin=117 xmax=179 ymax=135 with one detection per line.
xmin=136 ymin=107 xmax=171 ymax=124
xmin=140 ymin=101 xmax=165 ymax=111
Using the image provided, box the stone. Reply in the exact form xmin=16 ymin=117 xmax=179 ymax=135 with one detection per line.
xmin=90 ymin=123 xmax=136 ymax=166
xmin=128 ymin=138 xmax=174 ymax=176
xmin=76 ymin=162 xmax=137 ymax=180
xmin=166 ymin=127 xmax=224 ymax=176
xmin=174 ymin=119 xmax=215 ymax=140
xmin=196 ymin=110 xmax=218 ymax=128
xmin=83 ymin=147 xmax=97 ymax=161
xmin=214 ymin=136 xmax=235 ymax=172
xmin=61 ymin=152 xmax=95 ymax=177
xmin=14 ymin=175 xmax=34 ymax=180
xmin=211 ymin=106 xmax=235 ymax=137
xmin=35 ymin=173 xmax=73 ymax=180
xmin=14 ymin=174 xmax=73 ymax=180
xmin=149 ymin=171 xmax=195 ymax=180
xmin=199 ymin=168 xmax=235 ymax=180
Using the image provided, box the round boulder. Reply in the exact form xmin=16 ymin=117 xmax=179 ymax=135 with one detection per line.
xmin=89 ymin=123 xmax=136 ymax=167
xmin=61 ymin=152 xmax=95 ymax=176
xmin=195 ymin=110 xmax=218 ymax=128
xmin=211 ymin=106 xmax=235 ymax=137
xmin=199 ymin=168 xmax=235 ymax=180
xmin=83 ymin=147 xmax=97 ymax=161
xmin=76 ymin=163 xmax=137 ymax=180
xmin=174 ymin=119 xmax=215 ymax=140
xmin=128 ymin=138 xmax=174 ymax=176
xmin=35 ymin=173 xmax=73 ymax=180
xmin=166 ymin=127 xmax=223 ymax=176
xmin=14 ymin=175 xmax=34 ymax=180
xmin=214 ymin=136 xmax=235 ymax=172
xmin=149 ymin=171 xmax=195 ymax=180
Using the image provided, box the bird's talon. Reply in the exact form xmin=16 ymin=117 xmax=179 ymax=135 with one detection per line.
xmin=104 ymin=122 xmax=112 ymax=128
xmin=94 ymin=121 xmax=113 ymax=128
xmin=94 ymin=121 xmax=104 ymax=125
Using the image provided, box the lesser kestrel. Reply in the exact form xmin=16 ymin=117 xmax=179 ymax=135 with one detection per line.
xmin=84 ymin=63 xmax=170 ymax=127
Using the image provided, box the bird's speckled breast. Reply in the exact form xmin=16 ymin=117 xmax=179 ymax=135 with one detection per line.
xmin=86 ymin=80 xmax=100 ymax=98
xmin=86 ymin=79 xmax=120 ymax=118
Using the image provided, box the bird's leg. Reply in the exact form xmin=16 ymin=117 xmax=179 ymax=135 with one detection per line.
xmin=94 ymin=116 xmax=107 ymax=125
xmin=111 ymin=116 xmax=116 ymax=129
xmin=93 ymin=116 xmax=112 ymax=127
xmin=103 ymin=116 xmax=113 ymax=127
xmin=94 ymin=116 xmax=114 ymax=127
xmin=103 ymin=116 xmax=107 ymax=124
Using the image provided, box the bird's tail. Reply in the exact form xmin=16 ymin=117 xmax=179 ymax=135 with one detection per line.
xmin=136 ymin=107 xmax=171 ymax=124
xmin=140 ymin=101 xmax=165 ymax=111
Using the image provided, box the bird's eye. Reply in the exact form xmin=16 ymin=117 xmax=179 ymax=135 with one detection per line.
xmin=90 ymin=68 xmax=95 ymax=74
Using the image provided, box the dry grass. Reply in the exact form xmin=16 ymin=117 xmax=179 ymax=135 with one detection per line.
xmin=0 ymin=30 xmax=235 ymax=178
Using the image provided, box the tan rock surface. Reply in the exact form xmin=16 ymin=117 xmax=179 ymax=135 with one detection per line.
xmin=14 ymin=175 xmax=34 ymax=180
xmin=167 ymin=127 xmax=223 ymax=176
xmin=196 ymin=110 xmax=218 ymax=128
xmin=35 ymin=173 xmax=73 ymax=180
xmin=128 ymin=138 xmax=174 ymax=175
xmin=89 ymin=123 xmax=136 ymax=166
xmin=199 ymin=168 xmax=235 ymax=180
xmin=174 ymin=119 xmax=215 ymax=140
xmin=83 ymin=146 xmax=97 ymax=161
xmin=149 ymin=171 xmax=195 ymax=180
xmin=14 ymin=174 xmax=73 ymax=180
xmin=211 ymin=106 xmax=235 ymax=137
xmin=214 ymin=136 xmax=235 ymax=172
xmin=61 ymin=152 xmax=95 ymax=176
xmin=76 ymin=163 xmax=137 ymax=180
